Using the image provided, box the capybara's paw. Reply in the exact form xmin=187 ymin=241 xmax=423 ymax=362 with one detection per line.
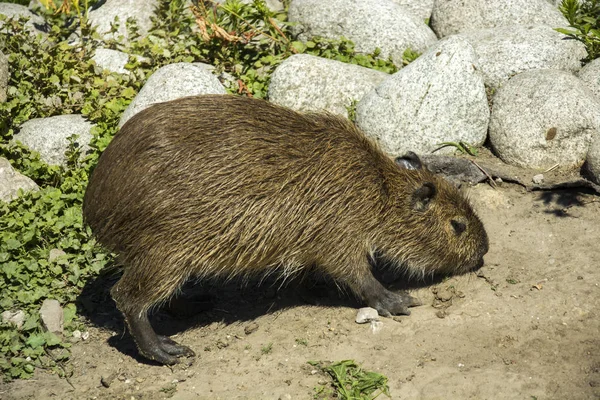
xmin=138 ymin=336 xmax=195 ymax=365
xmin=157 ymin=335 xmax=196 ymax=357
xmin=370 ymin=290 xmax=421 ymax=317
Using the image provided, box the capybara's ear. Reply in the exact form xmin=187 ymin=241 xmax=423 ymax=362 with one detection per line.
xmin=395 ymin=151 xmax=422 ymax=170
xmin=411 ymin=182 xmax=436 ymax=211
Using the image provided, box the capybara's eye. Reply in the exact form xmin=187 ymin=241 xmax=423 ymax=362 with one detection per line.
xmin=451 ymin=219 xmax=467 ymax=235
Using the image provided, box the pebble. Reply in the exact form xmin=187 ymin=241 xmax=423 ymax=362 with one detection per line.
xmin=244 ymin=322 xmax=259 ymax=335
xmin=1 ymin=310 xmax=25 ymax=329
xmin=48 ymin=248 xmax=67 ymax=262
xmin=355 ymin=307 xmax=379 ymax=324
xmin=369 ymin=320 xmax=384 ymax=334
xmin=39 ymin=299 xmax=64 ymax=334
xmin=532 ymin=174 xmax=544 ymax=184
xmin=100 ymin=372 xmax=118 ymax=388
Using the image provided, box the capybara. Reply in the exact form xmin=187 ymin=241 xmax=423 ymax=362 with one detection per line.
xmin=83 ymin=94 xmax=489 ymax=364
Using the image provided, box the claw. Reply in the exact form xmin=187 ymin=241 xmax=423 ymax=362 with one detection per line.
xmin=370 ymin=289 xmax=419 ymax=317
xmin=157 ymin=335 xmax=196 ymax=357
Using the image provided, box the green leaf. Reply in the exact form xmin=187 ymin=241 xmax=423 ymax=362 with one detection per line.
xmin=26 ymin=334 xmax=46 ymax=349
xmin=4 ymin=239 xmax=21 ymax=250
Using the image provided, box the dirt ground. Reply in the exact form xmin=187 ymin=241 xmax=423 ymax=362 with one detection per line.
xmin=2 ymin=180 xmax=600 ymax=400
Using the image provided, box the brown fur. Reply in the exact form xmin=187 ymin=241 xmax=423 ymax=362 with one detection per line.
xmin=83 ymin=94 xmax=488 ymax=363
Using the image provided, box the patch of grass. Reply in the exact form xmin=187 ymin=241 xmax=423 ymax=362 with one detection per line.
xmin=309 ymin=360 xmax=391 ymax=400
xmin=159 ymin=383 xmax=177 ymax=398
xmin=261 ymin=342 xmax=273 ymax=354
xmin=557 ymin=0 xmax=600 ymax=62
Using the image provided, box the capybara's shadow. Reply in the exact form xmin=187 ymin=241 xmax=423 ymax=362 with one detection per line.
xmin=536 ymin=188 xmax=596 ymax=218
xmin=77 ymin=259 xmax=448 ymax=364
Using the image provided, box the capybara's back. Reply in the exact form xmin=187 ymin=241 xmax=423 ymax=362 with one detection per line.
xmin=83 ymin=94 xmax=488 ymax=365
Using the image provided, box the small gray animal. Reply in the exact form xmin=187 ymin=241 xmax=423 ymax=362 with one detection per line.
xmin=83 ymin=94 xmax=489 ymax=364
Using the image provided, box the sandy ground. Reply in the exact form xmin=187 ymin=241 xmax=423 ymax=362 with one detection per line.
xmin=2 ymin=181 xmax=599 ymax=400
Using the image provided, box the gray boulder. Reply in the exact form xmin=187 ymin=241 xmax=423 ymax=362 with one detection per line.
xmin=268 ymin=54 xmax=389 ymax=118
xmin=88 ymin=0 xmax=158 ymax=43
xmin=578 ymin=58 xmax=600 ymax=100
xmin=288 ymin=0 xmax=437 ymax=66
xmin=489 ymin=70 xmax=600 ymax=169
xmin=586 ymin=136 xmax=600 ymax=185
xmin=356 ymin=36 xmax=489 ymax=156
xmin=0 ymin=3 xmax=48 ymax=33
xmin=0 ymin=158 xmax=39 ymax=203
xmin=431 ymin=0 xmax=568 ymax=37
xmin=92 ymin=48 xmax=130 ymax=74
xmin=13 ymin=115 xmax=94 ymax=166
xmin=390 ymin=0 xmax=434 ymax=21
xmin=459 ymin=25 xmax=587 ymax=90
xmin=0 ymin=51 xmax=8 ymax=103
xmin=118 ymin=63 xmax=227 ymax=127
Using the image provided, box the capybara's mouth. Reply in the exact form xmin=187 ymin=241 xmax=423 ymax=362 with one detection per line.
xmin=469 ymin=257 xmax=485 ymax=272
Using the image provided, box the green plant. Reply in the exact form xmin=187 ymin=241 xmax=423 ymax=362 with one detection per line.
xmin=557 ymin=0 xmax=600 ymax=62
xmin=433 ymin=141 xmax=479 ymax=156
xmin=0 ymin=14 xmax=136 ymax=381
xmin=309 ymin=360 xmax=391 ymax=400
xmin=346 ymin=99 xmax=359 ymax=122
xmin=261 ymin=342 xmax=273 ymax=354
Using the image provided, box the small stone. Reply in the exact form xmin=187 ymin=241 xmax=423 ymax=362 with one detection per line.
xmin=532 ymin=174 xmax=544 ymax=184
xmin=72 ymin=330 xmax=82 ymax=339
xmin=244 ymin=322 xmax=259 ymax=335
xmin=369 ymin=320 xmax=384 ymax=334
xmin=0 ymin=157 xmax=39 ymax=203
xmin=436 ymin=310 xmax=447 ymax=318
xmin=48 ymin=248 xmax=66 ymax=263
xmin=434 ymin=287 xmax=454 ymax=302
xmin=355 ymin=307 xmax=379 ymax=324
xmin=279 ymin=394 xmax=292 ymax=400
xmin=81 ymin=331 xmax=90 ymax=340
xmin=1 ymin=310 xmax=26 ymax=329
xmin=39 ymin=299 xmax=64 ymax=334
xmin=101 ymin=372 xmax=118 ymax=388
xmin=577 ymin=276 xmax=584 ymax=280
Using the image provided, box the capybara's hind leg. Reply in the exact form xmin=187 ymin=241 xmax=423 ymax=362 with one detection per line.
xmin=111 ymin=271 xmax=195 ymax=365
